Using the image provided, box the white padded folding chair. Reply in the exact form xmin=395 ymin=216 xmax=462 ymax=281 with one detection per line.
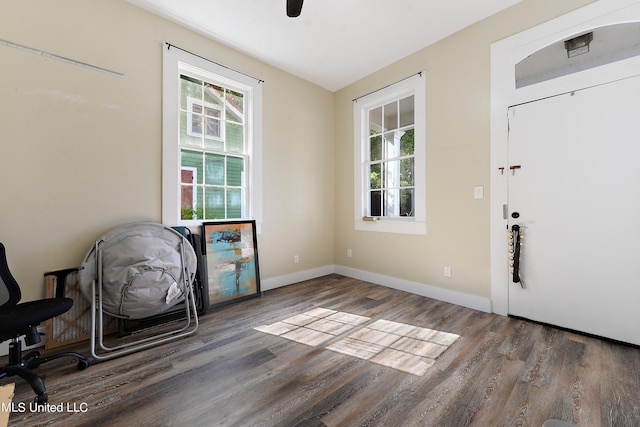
xmin=78 ymin=222 xmax=199 ymax=361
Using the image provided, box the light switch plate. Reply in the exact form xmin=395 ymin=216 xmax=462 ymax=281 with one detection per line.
xmin=474 ymin=186 xmax=484 ymax=199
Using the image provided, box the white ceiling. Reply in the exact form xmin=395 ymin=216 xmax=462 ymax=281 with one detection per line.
xmin=128 ymin=0 xmax=522 ymax=92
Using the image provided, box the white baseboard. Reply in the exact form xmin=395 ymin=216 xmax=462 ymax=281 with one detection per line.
xmin=334 ymin=266 xmax=491 ymax=313
xmin=261 ymin=265 xmax=335 ymax=291
xmin=262 ymin=265 xmax=491 ymax=313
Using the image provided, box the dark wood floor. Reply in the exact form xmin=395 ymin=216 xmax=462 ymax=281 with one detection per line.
xmin=4 ymin=274 xmax=640 ymax=427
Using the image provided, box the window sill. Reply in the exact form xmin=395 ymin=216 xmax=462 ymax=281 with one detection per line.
xmin=354 ymin=219 xmax=426 ymax=235
xmin=174 ymin=218 xmax=262 ymax=234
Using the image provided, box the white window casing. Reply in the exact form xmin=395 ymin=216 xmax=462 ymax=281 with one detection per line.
xmin=353 ymin=73 xmax=426 ymax=235
xmin=162 ymin=44 xmax=263 ymax=231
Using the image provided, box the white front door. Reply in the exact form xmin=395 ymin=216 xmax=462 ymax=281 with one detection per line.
xmin=507 ymin=74 xmax=640 ymax=345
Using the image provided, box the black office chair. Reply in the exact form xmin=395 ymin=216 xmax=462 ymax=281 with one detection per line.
xmin=0 ymin=242 xmax=90 ymax=404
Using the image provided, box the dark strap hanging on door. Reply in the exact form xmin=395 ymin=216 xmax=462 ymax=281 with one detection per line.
xmin=511 ymin=224 xmax=522 ymax=284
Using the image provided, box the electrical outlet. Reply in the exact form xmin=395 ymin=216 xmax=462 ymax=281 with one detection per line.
xmin=294 ymin=255 xmax=299 ymax=264
xmin=347 ymin=249 xmax=352 ymax=257
xmin=444 ymin=266 xmax=452 ymax=277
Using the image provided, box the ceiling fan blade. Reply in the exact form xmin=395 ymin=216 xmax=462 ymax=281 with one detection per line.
xmin=287 ymin=0 xmax=304 ymax=17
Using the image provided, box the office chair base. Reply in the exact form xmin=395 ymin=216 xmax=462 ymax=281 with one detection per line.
xmin=34 ymin=392 xmax=48 ymax=405
xmin=2 ymin=338 xmax=91 ymax=405
xmin=23 ymin=348 xmax=91 ymax=371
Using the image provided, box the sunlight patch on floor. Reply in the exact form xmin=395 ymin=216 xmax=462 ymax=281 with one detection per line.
xmin=254 ymin=308 xmax=459 ymax=376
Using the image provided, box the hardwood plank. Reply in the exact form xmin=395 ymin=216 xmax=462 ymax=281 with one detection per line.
xmin=600 ymin=342 xmax=640 ymax=427
xmin=3 ymin=274 xmax=640 ymax=426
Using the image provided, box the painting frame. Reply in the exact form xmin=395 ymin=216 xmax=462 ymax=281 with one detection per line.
xmin=201 ymin=220 xmax=261 ymax=309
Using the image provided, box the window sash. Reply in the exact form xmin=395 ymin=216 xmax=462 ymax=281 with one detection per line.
xmin=365 ymin=97 xmax=416 ymax=218
xmin=179 ymin=72 xmax=247 ymax=221
xmin=179 ymin=149 xmax=247 ymax=220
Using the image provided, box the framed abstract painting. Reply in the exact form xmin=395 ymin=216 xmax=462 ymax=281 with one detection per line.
xmin=202 ymin=220 xmax=261 ymax=309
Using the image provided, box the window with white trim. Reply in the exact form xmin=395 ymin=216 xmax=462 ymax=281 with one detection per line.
xmin=354 ymin=74 xmax=426 ymax=234
xmin=163 ymin=45 xmax=262 ymax=227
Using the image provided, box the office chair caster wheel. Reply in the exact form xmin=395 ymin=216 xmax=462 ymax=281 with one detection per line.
xmin=77 ymin=359 xmax=90 ymax=370
xmin=34 ymin=392 xmax=48 ymax=406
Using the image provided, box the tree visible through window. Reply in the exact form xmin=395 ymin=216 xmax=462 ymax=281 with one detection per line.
xmin=367 ymin=97 xmax=415 ymax=217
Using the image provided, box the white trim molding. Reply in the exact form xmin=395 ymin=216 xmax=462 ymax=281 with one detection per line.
xmin=261 ymin=265 xmax=491 ymax=313
xmin=260 ymin=266 xmax=336 ymax=291
xmin=334 ymin=266 xmax=491 ymax=313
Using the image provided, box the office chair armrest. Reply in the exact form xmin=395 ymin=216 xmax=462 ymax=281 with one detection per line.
xmin=44 ymin=266 xmax=84 ymax=298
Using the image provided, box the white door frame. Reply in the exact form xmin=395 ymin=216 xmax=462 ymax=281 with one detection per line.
xmin=490 ymin=0 xmax=640 ymax=315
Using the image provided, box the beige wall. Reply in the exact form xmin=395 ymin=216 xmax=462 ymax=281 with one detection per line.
xmin=1 ymin=0 xmax=597 ymax=305
xmin=333 ymin=0 xmax=595 ymax=299
xmin=0 ymin=0 xmax=334 ymax=301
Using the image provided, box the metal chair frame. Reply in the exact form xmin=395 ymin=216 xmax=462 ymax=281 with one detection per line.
xmin=88 ymin=238 xmax=199 ymax=361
